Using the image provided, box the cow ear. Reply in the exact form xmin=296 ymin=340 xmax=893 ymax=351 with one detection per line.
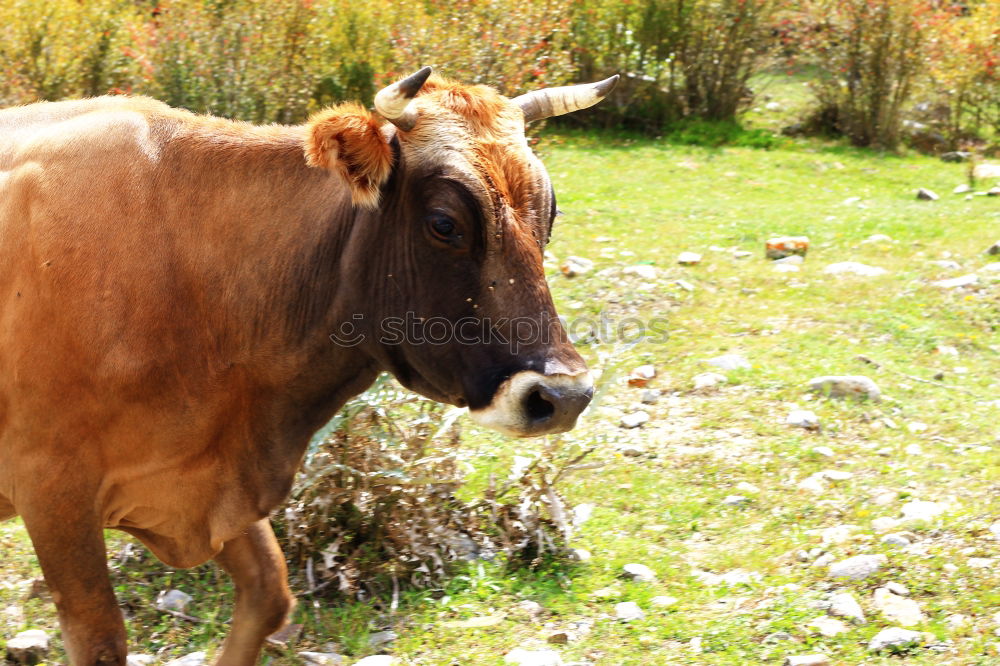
xmin=305 ymin=103 xmax=393 ymax=209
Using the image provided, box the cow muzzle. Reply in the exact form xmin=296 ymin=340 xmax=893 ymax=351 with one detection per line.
xmin=469 ymin=370 xmax=594 ymax=437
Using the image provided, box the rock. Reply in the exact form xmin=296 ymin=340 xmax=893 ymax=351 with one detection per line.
xmin=786 ymin=409 xmax=820 ymax=430
xmin=817 ymin=469 xmax=853 ymax=481
xmin=774 ymin=254 xmax=805 ymax=265
xmin=874 ymin=588 xmax=924 ymax=626
xmin=929 ymin=259 xmax=961 ymax=270
xmin=354 ymin=657 xmax=397 ymax=666
xmin=693 ymin=371 xmax=727 ymax=389
xmin=735 ymin=481 xmax=760 ymax=494
xmin=733 ymin=250 xmax=753 ymax=259
xmin=672 ymin=278 xmax=695 ymax=292
xmin=916 ymin=188 xmax=939 ymax=200
xmin=796 ymin=475 xmax=827 ymax=493
xmin=722 ymin=495 xmax=751 ymax=506
xmin=968 ymin=557 xmax=993 ymax=568
xmin=677 ymin=251 xmax=702 ymax=265
xmin=868 ymin=627 xmax=923 ymax=652
xmin=828 ymin=591 xmax=866 ymax=624
xmin=164 ymin=653 xmax=207 ymax=666
xmin=766 ymin=236 xmax=810 ymax=259
xmin=872 ymin=516 xmax=901 ymax=532
xmin=622 ymin=563 xmax=657 ymax=583
xmin=973 ymin=163 xmax=1000 ymax=179
xmin=773 ymin=263 xmax=800 ymax=273
xmin=614 ymin=601 xmax=646 ymax=621
xmin=650 ymin=595 xmax=678 ymax=607
xmin=982 ymin=262 xmax=1000 ymax=272
xmin=807 ymin=616 xmax=850 ymax=637
xmin=517 ymin=600 xmax=544 ymax=616
xmin=882 ymin=533 xmax=911 ymax=547
xmin=953 ymin=183 xmax=971 ymax=194
xmin=620 ymin=411 xmax=649 ymax=428
xmin=622 ymin=264 xmax=658 ymax=280
xmin=763 ymin=631 xmax=796 ymax=644
xmin=571 ymin=503 xmax=594 ymax=526
xmin=901 ymin=500 xmax=946 ymax=522
xmin=6 ymin=630 xmax=50 ymax=665
xmin=705 ymin=354 xmax=750 ymax=371
xmin=812 ymin=553 xmax=835 ymax=568
xmin=987 ymin=240 xmax=1000 ymax=255
xmin=941 ymin=151 xmax=971 ymax=162
xmin=808 ymin=524 xmax=857 ymax=544
xmin=546 ymin=631 xmax=571 ymax=645
xmin=863 ymin=233 xmax=893 ymax=243
xmin=828 ymin=554 xmax=886 ymax=580
xmin=784 ymin=655 xmax=830 ymax=666
xmin=640 ymin=389 xmax=660 ymax=404
xmin=570 ymin=548 xmax=592 ymax=563
xmin=765 ymin=101 xmax=782 ymax=111
xmin=945 ymin=613 xmax=970 ymax=629
xmin=627 ymin=364 xmax=656 ymax=387
xmin=127 ymin=656 xmax=156 ymax=666
xmin=156 ymin=589 xmax=193 ymax=612
xmin=931 ymin=274 xmax=978 ymax=288
xmin=693 ymin=569 xmax=760 ymax=586
xmin=368 ymin=631 xmax=397 ymax=648
xmin=822 ymin=261 xmax=887 ymax=277
xmin=559 ymin=256 xmax=594 ymax=277
xmin=619 ymin=444 xmax=645 ymax=457
xmin=808 ymin=375 xmax=880 ymax=401
xmin=297 ymin=652 xmax=345 ymax=666
xmin=812 ymin=446 xmax=834 ymax=457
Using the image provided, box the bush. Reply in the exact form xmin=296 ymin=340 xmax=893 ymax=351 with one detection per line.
xmin=568 ymin=0 xmax=785 ymax=131
xmin=794 ymin=0 xmax=949 ymax=149
xmin=924 ymin=1 xmax=1000 ymax=149
xmin=277 ymin=377 xmax=587 ymax=598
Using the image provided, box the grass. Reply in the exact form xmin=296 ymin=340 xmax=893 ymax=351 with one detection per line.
xmin=2 ymin=126 xmax=1000 ymax=664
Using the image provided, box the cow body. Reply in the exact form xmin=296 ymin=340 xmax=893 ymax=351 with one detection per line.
xmin=0 ymin=70 xmax=613 ymax=664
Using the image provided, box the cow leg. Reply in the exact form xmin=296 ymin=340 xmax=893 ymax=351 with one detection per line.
xmin=214 ymin=518 xmax=294 ymax=666
xmin=20 ymin=505 xmax=127 ymax=665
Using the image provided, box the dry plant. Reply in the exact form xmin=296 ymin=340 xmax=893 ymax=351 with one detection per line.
xmin=277 ymin=376 xmax=591 ymax=602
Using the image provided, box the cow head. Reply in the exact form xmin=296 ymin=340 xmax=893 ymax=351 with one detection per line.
xmin=305 ymin=68 xmax=617 ymax=437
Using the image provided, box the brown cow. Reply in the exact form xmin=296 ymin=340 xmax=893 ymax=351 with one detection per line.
xmin=0 ymin=68 xmax=616 ymax=664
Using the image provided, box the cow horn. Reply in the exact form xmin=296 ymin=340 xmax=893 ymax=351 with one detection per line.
xmin=374 ymin=66 xmax=433 ymax=131
xmin=513 ymin=74 xmax=620 ymax=123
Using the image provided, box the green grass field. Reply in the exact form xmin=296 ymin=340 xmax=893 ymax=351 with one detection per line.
xmin=2 ymin=129 xmax=999 ymax=665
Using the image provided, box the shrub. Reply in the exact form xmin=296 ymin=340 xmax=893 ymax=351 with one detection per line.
xmin=277 ymin=377 xmax=586 ymax=598
xmin=795 ymin=0 xmax=950 ymax=149
xmin=567 ymin=0 xmax=785 ymax=131
xmin=924 ymin=1 xmax=1000 ymax=148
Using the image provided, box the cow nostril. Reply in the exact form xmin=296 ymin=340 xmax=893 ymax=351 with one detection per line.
xmin=524 ymin=389 xmax=555 ymax=422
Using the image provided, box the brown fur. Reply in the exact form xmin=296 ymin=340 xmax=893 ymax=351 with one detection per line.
xmin=0 ymin=75 xmax=588 ymax=666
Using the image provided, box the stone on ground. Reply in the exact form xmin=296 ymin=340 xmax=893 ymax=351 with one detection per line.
xmin=808 ymin=375 xmax=881 ymax=401
xmin=931 ymin=274 xmax=978 ymax=288
xmin=677 ymin=251 xmax=702 ymax=265
xmin=916 ymin=187 xmax=939 ymax=200
xmin=559 ymin=256 xmax=593 ymax=277
xmin=828 ymin=591 xmax=866 ymax=624
xmin=693 ymin=372 xmax=727 ymax=389
xmin=156 ymin=589 xmax=193 ymax=612
xmin=828 ymin=554 xmax=886 ymax=580
xmin=873 ymin=588 xmax=925 ymax=626
xmin=5 ymin=630 xmax=49 ymax=665
xmin=650 ymin=596 xmax=678 ymax=607
xmin=354 ymin=656 xmax=397 ymax=666
xmin=127 ymin=656 xmax=156 ymax=666
xmin=615 ymin=601 xmax=646 ymax=621
xmin=807 ymin=616 xmax=850 ymax=637
xmin=901 ymin=500 xmax=946 ymax=522
xmin=622 ymin=563 xmax=657 ymax=582
xmin=868 ymin=627 xmax=923 ymax=652
xmin=297 ymin=652 xmax=345 ymax=666
xmin=786 ymin=409 xmax=820 ymax=430
xmin=784 ymin=655 xmax=830 ymax=666
xmin=620 ymin=411 xmax=649 ymax=428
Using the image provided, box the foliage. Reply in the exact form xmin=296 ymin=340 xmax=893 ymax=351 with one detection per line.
xmin=790 ymin=0 xmax=953 ymax=149
xmin=277 ymin=377 xmax=587 ymax=600
xmin=568 ymin=0 xmax=785 ymax=131
xmin=923 ymin=1 xmax=1000 ymax=148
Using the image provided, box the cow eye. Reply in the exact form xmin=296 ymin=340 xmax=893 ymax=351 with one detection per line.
xmin=427 ymin=213 xmax=457 ymax=240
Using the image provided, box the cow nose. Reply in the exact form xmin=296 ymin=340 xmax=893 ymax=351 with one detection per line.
xmin=469 ymin=370 xmax=594 ymax=437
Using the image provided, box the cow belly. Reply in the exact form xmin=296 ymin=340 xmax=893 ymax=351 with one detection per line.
xmin=100 ymin=461 xmax=271 ymax=568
